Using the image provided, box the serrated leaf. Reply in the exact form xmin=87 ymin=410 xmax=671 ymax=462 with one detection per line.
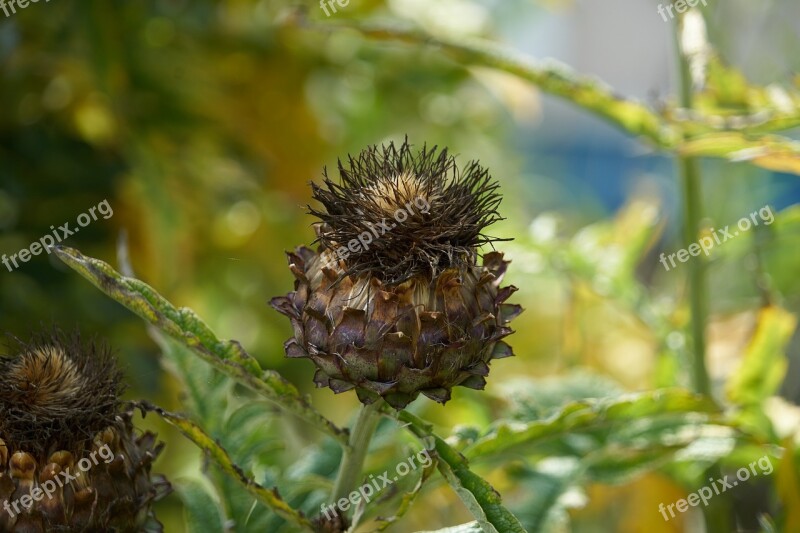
xmin=53 ymin=245 xmax=347 ymax=445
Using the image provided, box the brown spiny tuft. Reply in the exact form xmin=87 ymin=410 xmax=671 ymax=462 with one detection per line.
xmin=0 ymin=328 xmax=170 ymax=532
xmin=272 ymin=139 xmax=523 ymax=409
xmin=309 ymin=138 xmax=509 ymax=285
xmin=0 ymin=330 xmax=123 ymax=456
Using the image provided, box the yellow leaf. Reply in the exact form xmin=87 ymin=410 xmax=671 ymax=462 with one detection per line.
xmin=727 ymin=307 xmax=797 ymax=405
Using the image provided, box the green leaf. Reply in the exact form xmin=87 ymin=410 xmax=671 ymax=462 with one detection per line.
xmin=152 ymin=333 xmax=232 ymax=433
xmin=216 ymin=402 xmax=293 ymax=532
xmin=693 ymin=57 xmax=800 ymax=133
xmin=464 ymin=389 xmax=720 ymax=459
xmin=176 ymin=479 xmax=226 ymax=533
xmin=53 ymin=245 xmax=347 ymax=445
xmin=397 ymin=411 xmax=528 ymax=533
xmin=581 ymin=445 xmax=686 ymax=485
xmin=141 ymin=402 xmax=315 ymax=532
xmin=727 ymin=306 xmax=796 ymax=406
xmin=373 ymin=452 xmax=438 ymax=531
xmin=506 ymin=462 xmax=577 ymax=533
xmin=703 ymin=57 xmax=751 ymax=108
xmin=154 ymin=331 xmax=293 ymax=532
xmin=499 ymin=371 xmax=624 ymax=422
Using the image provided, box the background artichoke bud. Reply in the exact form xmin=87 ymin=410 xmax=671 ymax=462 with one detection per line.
xmin=272 ymin=140 xmax=522 ymax=409
xmin=0 ymin=330 xmax=170 ymax=532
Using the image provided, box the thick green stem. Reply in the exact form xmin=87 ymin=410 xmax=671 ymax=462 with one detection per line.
xmin=673 ymin=12 xmax=729 ymax=533
xmin=679 ymin=157 xmax=711 ymax=396
xmin=672 ymin=16 xmax=711 ymax=397
xmin=332 ymin=401 xmax=383 ymax=506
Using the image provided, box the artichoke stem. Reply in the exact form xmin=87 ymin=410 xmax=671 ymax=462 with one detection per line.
xmin=331 ymin=400 xmax=383 ymax=511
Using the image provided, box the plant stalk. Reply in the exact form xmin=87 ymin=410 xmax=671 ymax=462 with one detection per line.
xmin=672 ymin=14 xmax=711 ymax=397
xmin=673 ymin=11 xmax=730 ymax=533
xmin=332 ymin=400 xmax=383 ymax=506
xmin=679 ymin=157 xmax=711 ymax=396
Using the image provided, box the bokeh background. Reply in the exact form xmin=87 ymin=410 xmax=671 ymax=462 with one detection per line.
xmin=1 ymin=0 xmax=799 ymax=531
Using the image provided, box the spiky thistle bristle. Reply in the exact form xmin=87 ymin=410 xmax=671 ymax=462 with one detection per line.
xmin=309 ymin=138 xmax=508 ymax=285
xmin=0 ymin=329 xmax=124 ymax=455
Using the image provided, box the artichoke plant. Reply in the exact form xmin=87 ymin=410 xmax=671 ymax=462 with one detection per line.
xmin=0 ymin=330 xmax=170 ymax=532
xmin=272 ymin=140 xmax=522 ymax=408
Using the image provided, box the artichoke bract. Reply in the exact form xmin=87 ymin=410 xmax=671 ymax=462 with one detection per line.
xmin=272 ymin=140 xmax=522 ymax=409
xmin=0 ymin=330 xmax=170 ymax=532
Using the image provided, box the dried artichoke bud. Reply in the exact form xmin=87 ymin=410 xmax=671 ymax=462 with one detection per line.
xmin=272 ymin=139 xmax=523 ymax=409
xmin=0 ymin=330 xmax=170 ymax=532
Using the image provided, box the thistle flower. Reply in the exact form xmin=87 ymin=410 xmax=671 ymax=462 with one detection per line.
xmin=0 ymin=330 xmax=170 ymax=532
xmin=272 ymin=139 xmax=522 ymax=409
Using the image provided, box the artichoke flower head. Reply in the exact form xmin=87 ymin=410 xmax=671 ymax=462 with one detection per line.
xmin=272 ymin=139 xmax=523 ymax=409
xmin=0 ymin=330 xmax=169 ymax=532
